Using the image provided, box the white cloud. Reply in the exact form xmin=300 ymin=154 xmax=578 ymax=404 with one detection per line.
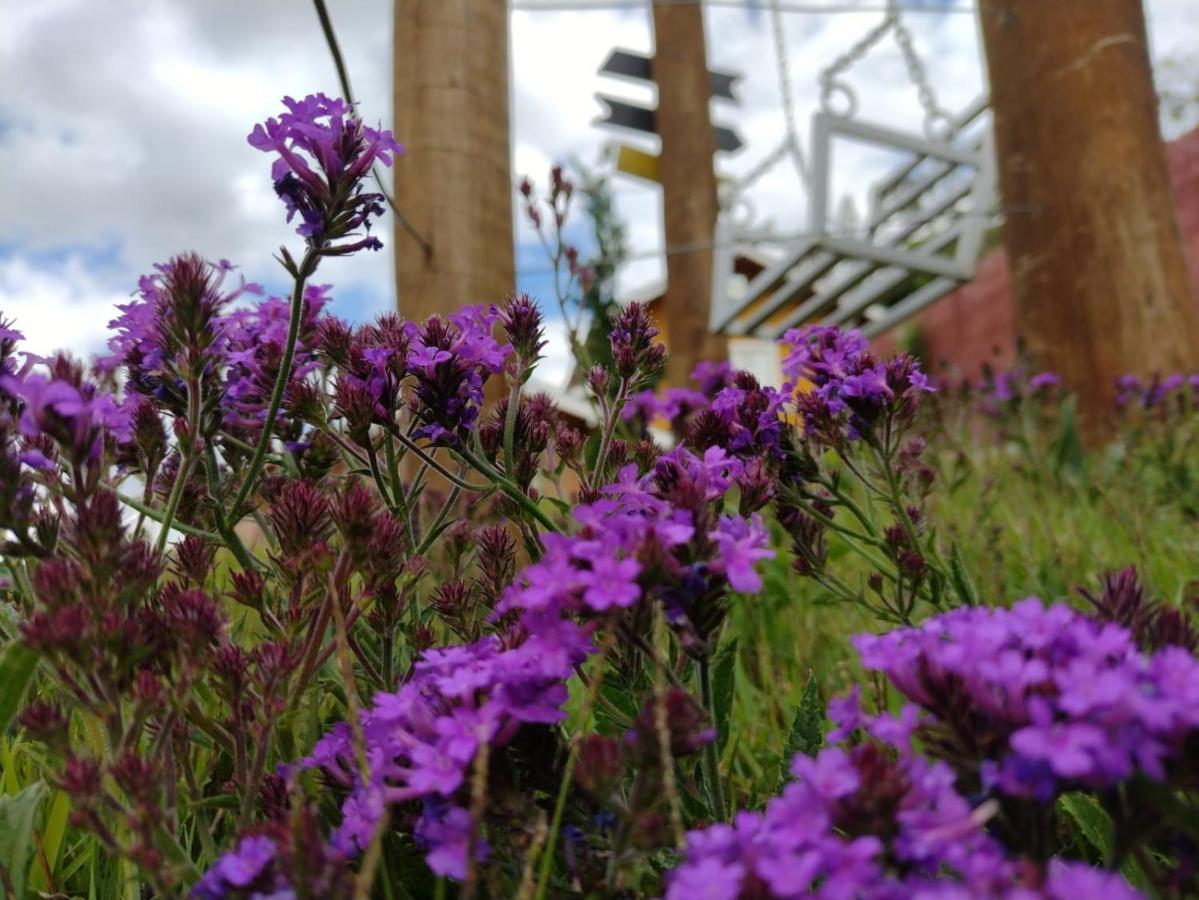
xmin=0 ymin=254 xmax=126 ymax=359
xmin=0 ymin=0 xmax=1194 ymax=370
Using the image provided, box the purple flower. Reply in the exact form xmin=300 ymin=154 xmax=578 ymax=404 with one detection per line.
xmin=406 ymin=306 xmax=510 ymax=445
xmin=780 ymin=324 xmax=932 ymax=444
xmin=248 ymin=93 xmax=401 ymax=251
xmin=854 ymin=598 xmax=1199 ymax=798
xmin=192 ymin=835 xmax=278 ymax=898
xmin=0 ymin=371 xmax=131 ymax=462
xmin=415 ymin=802 xmax=483 ymax=880
xmin=1029 ymin=371 xmax=1060 ymax=391
xmin=707 ymin=514 xmax=774 ymax=593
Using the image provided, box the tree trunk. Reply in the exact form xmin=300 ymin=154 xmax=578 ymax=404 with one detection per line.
xmin=978 ymin=0 xmax=1199 ymax=435
xmin=652 ymin=1 xmax=728 ymax=387
xmin=392 ymin=0 xmax=515 ymax=319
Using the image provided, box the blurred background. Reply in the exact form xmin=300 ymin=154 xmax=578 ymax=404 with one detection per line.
xmin=2 ymin=1 xmax=1197 ymax=395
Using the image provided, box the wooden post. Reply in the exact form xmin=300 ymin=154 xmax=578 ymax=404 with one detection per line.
xmin=978 ymin=0 xmax=1199 ymax=434
xmin=392 ymin=0 xmax=515 ymax=320
xmin=651 ymin=1 xmax=728 ymax=387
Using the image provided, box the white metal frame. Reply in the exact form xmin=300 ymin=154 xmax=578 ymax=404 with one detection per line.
xmin=710 ymin=96 xmax=996 ymax=340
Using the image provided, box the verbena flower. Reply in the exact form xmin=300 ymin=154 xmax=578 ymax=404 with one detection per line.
xmin=853 ymin=598 xmax=1199 ymax=800
xmin=780 ymin=324 xmax=933 ymax=444
xmin=406 ymin=305 xmax=509 ymax=445
xmin=667 ymin=693 xmax=1145 ymax=899
xmin=247 ymin=93 xmax=401 ymax=253
xmin=221 ymin=284 xmax=331 ymax=432
xmin=0 ymin=368 xmax=131 ymax=464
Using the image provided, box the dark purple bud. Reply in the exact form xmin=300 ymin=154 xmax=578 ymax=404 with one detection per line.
xmin=268 ymin=481 xmax=332 ymax=558
xmin=627 ymin=688 xmax=713 ymax=762
xmin=498 ymin=293 xmax=545 ymax=367
xmin=574 ymin=734 xmax=625 ymax=795
xmin=58 ymin=756 xmax=103 ymax=798
xmin=19 ymin=699 xmax=68 ymax=744
xmin=172 ymin=535 xmax=215 ymax=586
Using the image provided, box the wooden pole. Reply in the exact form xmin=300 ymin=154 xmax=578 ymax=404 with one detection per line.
xmin=651 ymin=1 xmax=728 ymax=387
xmin=392 ymin=0 xmax=515 ymax=320
xmin=978 ymin=0 xmax=1199 ymax=434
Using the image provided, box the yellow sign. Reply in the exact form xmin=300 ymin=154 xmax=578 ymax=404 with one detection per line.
xmin=615 ymin=144 xmax=661 ymax=183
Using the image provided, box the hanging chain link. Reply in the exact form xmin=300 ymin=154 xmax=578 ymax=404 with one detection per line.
xmin=768 ymin=0 xmax=811 ymax=189
xmin=816 ymin=0 xmax=951 ymax=137
xmin=723 ymin=0 xmax=811 ymax=208
xmin=890 ymin=8 xmax=954 ymax=136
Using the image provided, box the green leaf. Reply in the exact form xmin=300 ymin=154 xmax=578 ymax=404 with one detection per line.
xmin=712 ymin=639 xmax=737 ymax=755
xmin=0 ymin=781 xmax=47 ymax=899
xmin=783 ymin=671 xmax=823 ymax=766
xmin=1052 ymin=395 xmax=1084 ymax=476
xmin=948 ymin=542 xmax=979 ymax=608
xmin=1058 ymin=791 xmax=1111 ymax=860
xmin=0 ymin=641 xmax=38 ymax=736
xmin=539 ymin=497 xmax=573 ymax=517
xmin=27 ymin=790 xmax=69 ymax=894
xmin=1058 ymin=791 xmax=1153 ymax=893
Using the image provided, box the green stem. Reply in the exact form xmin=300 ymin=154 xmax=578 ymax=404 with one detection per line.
xmin=415 ymin=484 xmax=464 ymax=557
xmin=203 ymin=443 xmax=259 ymax=571
xmin=455 ymin=447 xmax=559 ymax=533
xmin=588 ymin=380 xmax=629 ymax=490
xmin=534 ymin=630 xmax=618 ymax=900
xmin=383 ymin=433 xmax=416 ymax=551
xmin=503 ymin=373 xmax=522 ymax=478
xmin=226 ymin=248 xmax=318 ymax=522
xmin=698 ymin=656 xmax=727 ymax=822
xmin=154 ymin=454 xmax=195 ymax=555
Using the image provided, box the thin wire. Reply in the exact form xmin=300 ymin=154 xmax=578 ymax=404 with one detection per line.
xmin=312 ymin=0 xmax=434 ymax=258
xmin=516 ymin=206 xmax=1013 ymax=277
xmin=511 ymin=0 xmax=977 ymax=13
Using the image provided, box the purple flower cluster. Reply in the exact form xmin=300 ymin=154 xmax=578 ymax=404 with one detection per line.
xmin=623 ymin=361 xmax=785 ymax=462
xmin=101 ymin=255 xmax=262 ymax=411
xmin=221 ymin=285 xmax=331 ymax=432
xmin=247 ymin=93 xmax=401 ymax=252
xmin=101 ymin=255 xmax=335 ymax=438
xmin=780 ymin=325 xmax=933 ymax=443
xmin=668 ymin=733 xmax=1141 ymax=899
xmin=1115 ymin=372 xmax=1199 ymax=411
xmin=0 ymin=343 xmax=131 ymax=468
xmin=192 ymin=836 xmax=284 ymax=900
xmin=404 ymin=304 xmax=510 ymax=444
xmin=978 ymin=367 xmax=1061 ymax=414
xmin=300 ymin=625 xmax=589 ymax=876
xmin=195 ymin=447 xmax=773 ymax=887
xmin=622 ymin=385 xmax=709 ymax=429
xmin=854 ymin=598 xmax=1199 ymax=800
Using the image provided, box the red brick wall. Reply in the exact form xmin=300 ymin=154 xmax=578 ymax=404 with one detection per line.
xmin=875 ymin=125 xmax=1199 ymax=379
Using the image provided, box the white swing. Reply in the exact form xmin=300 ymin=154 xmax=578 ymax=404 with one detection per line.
xmin=710 ymin=0 xmax=997 ymax=342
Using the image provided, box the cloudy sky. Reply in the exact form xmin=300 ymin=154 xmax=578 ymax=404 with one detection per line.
xmin=2 ymin=0 xmax=1196 ymax=385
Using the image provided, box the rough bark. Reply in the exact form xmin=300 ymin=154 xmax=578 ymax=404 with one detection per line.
xmin=393 ymin=0 xmax=515 ymax=319
xmin=652 ymin=1 xmax=729 ymax=386
xmin=978 ymin=0 xmax=1199 ymax=435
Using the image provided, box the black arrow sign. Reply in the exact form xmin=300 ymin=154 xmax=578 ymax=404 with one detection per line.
xmin=595 ymin=95 xmax=744 ymax=154
xmin=599 ymin=49 xmax=739 ymax=102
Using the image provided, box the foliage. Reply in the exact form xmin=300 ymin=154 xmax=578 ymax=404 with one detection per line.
xmin=1 ymin=94 xmax=1198 ymax=899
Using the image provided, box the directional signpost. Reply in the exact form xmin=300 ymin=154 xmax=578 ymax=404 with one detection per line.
xmin=599 ymin=49 xmax=738 ymax=102
xmin=594 ymin=47 xmax=744 ymax=183
xmin=595 ymin=30 xmax=743 ymax=385
xmin=596 ymin=96 xmax=744 ymax=154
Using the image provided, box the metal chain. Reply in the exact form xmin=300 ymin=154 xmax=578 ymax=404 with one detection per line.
xmin=768 ymin=0 xmax=811 ymax=189
xmin=890 ymin=7 xmax=954 ymax=136
xmin=817 ymin=10 xmax=896 ymax=118
xmin=722 ymin=0 xmax=811 ymax=210
xmin=815 ymin=0 xmax=951 ymax=136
